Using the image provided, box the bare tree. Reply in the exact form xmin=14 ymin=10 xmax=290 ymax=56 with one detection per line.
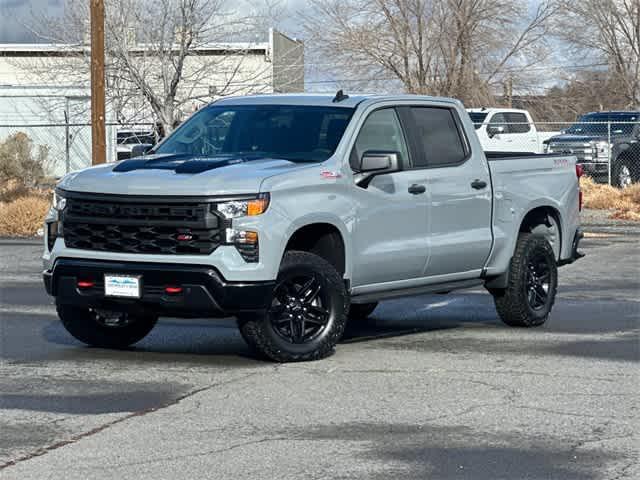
xmin=556 ymin=0 xmax=640 ymax=108
xmin=301 ymin=0 xmax=558 ymax=105
xmin=20 ymin=0 xmax=288 ymax=132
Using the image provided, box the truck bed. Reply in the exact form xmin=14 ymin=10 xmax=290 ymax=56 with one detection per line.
xmin=481 ymin=150 xmax=580 ymax=279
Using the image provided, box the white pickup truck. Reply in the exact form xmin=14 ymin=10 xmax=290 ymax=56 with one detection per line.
xmin=468 ymin=108 xmax=559 ymax=154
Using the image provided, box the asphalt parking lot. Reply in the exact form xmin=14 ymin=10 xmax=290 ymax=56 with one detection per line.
xmin=0 ymin=229 xmax=638 ymax=479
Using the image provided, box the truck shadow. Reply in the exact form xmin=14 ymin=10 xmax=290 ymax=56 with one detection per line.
xmin=15 ymin=291 xmax=636 ymax=364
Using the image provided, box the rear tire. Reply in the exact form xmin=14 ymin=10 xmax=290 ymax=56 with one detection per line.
xmin=238 ymin=250 xmax=348 ymax=362
xmin=57 ymin=304 xmax=158 ymax=348
xmin=490 ymin=233 xmax=557 ymax=327
xmin=348 ymin=302 xmax=378 ymax=320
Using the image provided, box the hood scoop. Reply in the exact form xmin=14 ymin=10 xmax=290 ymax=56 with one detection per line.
xmin=113 ymin=154 xmax=248 ymax=174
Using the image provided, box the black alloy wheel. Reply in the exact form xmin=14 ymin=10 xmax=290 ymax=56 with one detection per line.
xmin=490 ymin=233 xmax=558 ymax=327
xmin=525 ymin=250 xmax=552 ymax=311
xmin=237 ymin=250 xmax=348 ymax=362
xmin=269 ymin=274 xmax=330 ymax=344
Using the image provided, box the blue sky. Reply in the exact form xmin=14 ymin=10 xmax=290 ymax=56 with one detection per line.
xmin=0 ymin=0 xmax=65 ymax=42
xmin=0 ymin=0 xmax=308 ymax=42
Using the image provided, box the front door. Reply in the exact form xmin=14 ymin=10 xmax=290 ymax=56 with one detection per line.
xmin=350 ymin=107 xmax=430 ymax=287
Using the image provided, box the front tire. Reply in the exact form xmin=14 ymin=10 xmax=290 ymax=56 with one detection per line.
xmin=490 ymin=233 xmax=557 ymax=327
xmin=613 ymin=156 xmax=638 ymax=188
xmin=238 ymin=250 xmax=348 ymax=362
xmin=57 ymin=304 xmax=158 ymax=348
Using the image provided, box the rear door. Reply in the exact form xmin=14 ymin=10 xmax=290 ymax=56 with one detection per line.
xmin=402 ymin=105 xmax=493 ymax=277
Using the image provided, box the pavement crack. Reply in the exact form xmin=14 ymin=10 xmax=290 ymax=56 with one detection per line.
xmin=511 ymin=404 xmax=633 ymax=420
xmin=0 ymin=372 xmax=259 ymax=472
xmin=100 ymin=436 xmax=292 ymax=470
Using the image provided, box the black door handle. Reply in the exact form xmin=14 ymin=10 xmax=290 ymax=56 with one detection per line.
xmin=471 ymin=179 xmax=487 ymax=190
xmin=408 ymin=184 xmax=426 ymax=195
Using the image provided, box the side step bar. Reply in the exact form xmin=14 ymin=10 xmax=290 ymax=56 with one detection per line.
xmin=351 ymin=279 xmax=483 ymax=304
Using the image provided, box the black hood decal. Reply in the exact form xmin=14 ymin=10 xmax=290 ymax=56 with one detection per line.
xmin=113 ymin=154 xmax=249 ymax=174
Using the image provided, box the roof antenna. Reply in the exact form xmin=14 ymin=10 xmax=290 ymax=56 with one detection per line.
xmin=332 ymin=89 xmax=349 ymax=103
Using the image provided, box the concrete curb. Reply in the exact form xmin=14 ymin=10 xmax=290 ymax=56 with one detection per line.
xmin=0 ymin=237 xmax=42 ymax=245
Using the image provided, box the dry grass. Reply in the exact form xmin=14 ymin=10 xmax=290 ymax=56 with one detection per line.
xmin=581 ymin=176 xmax=640 ymax=221
xmin=0 ymin=181 xmax=52 ymax=236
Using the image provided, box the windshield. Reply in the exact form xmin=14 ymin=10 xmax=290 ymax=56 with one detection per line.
xmin=155 ymin=105 xmax=355 ymax=162
xmin=117 ymin=132 xmax=155 ymax=145
xmin=566 ymin=113 xmax=639 ymax=136
xmin=467 ymin=112 xmax=488 ymax=129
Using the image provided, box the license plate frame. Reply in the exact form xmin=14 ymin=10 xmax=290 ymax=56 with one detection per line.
xmin=104 ymin=274 xmax=142 ymax=299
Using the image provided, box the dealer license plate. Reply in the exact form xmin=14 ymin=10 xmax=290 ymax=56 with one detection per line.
xmin=104 ymin=274 xmax=141 ymax=298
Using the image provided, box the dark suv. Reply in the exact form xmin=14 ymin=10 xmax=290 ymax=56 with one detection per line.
xmin=545 ymin=111 xmax=640 ymax=187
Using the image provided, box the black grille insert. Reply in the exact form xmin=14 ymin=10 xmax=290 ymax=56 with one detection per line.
xmin=62 ymin=196 xmax=223 ymax=255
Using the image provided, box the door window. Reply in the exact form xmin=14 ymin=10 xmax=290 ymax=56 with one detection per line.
xmin=488 ymin=112 xmax=531 ymax=134
xmin=410 ymin=107 xmax=468 ymax=168
xmin=352 ymin=108 xmax=409 ymax=170
xmin=488 ymin=112 xmax=509 ymax=133
xmin=503 ymin=112 xmax=531 ymax=133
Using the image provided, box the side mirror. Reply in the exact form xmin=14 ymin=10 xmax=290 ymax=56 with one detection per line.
xmin=130 ymin=143 xmax=153 ymax=158
xmin=356 ymin=151 xmax=400 ymax=187
xmin=487 ymin=125 xmax=505 ymax=138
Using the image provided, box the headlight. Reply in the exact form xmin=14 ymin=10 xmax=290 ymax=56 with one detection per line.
xmin=52 ymin=190 xmax=66 ymax=211
xmin=217 ymin=193 xmax=270 ymax=219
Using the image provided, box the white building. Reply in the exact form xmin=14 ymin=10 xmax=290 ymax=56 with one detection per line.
xmin=0 ymin=29 xmax=304 ymax=176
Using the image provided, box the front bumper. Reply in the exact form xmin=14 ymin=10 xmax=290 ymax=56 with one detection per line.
xmin=44 ymin=258 xmax=275 ymax=318
xmin=581 ymin=162 xmax=609 ymax=180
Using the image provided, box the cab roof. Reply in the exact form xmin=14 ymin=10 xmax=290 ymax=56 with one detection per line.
xmin=212 ymin=93 xmax=462 ymax=109
xmin=466 ymin=107 xmax=530 ymax=114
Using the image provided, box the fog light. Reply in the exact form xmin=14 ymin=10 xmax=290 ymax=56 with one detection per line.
xmin=226 ymin=228 xmax=258 ymax=244
xmin=226 ymin=228 xmax=259 ymax=262
xmin=77 ymin=280 xmax=94 ymax=289
xmin=164 ymin=286 xmax=183 ymax=295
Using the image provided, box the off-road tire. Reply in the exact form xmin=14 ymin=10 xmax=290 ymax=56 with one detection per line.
xmin=613 ymin=155 xmax=638 ymax=189
xmin=57 ymin=304 xmax=158 ymax=348
xmin=237 ymin=250 xmax=348 ymax=362
xmin=491 ymin=233 xmax=557 ymax=327
xmin=348 ymin=302 xmax=378 ymax=319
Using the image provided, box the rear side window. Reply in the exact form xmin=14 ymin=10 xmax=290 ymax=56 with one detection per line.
xmin=504 ymin=112 xmax=531 ymax=133
xmin=409 ymin=107 xmax=467 ymax=168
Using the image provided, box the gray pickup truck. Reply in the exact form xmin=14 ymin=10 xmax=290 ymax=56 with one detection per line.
xmin=43 ymin=93 xmax=583 ymax=362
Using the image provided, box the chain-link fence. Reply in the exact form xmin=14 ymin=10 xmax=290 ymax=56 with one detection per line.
xmin=1 ymin=119 xmax=639 ymax=187
xmin=471 ymin=120 xmax=640 ymax=187
xmin=0 ymin=122 xmax=154 ymax=178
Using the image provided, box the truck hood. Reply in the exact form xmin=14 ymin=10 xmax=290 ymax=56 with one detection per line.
xmin=57 ymin=153 xmax=313 ymax=196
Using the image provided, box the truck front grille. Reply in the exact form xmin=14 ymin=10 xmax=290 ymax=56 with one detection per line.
xmin=547 ymin=143 xmax=594 ymax=163
xmin=61 ymin=195 xmax=223 ymax=255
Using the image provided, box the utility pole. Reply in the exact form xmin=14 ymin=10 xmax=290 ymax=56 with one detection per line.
xmin=90 ymin=0 xmax=106 ymax=165
xmin=506 ymin=75 xmax=513 ymax=108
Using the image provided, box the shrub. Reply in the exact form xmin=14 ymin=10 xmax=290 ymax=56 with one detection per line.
xmin=0 ymin=132 xmax=48 ymax=186
xmin=581 ymin=176 xmax=640 ymax=221
xmin=0 ymin=195 xmax=51 ymax=237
